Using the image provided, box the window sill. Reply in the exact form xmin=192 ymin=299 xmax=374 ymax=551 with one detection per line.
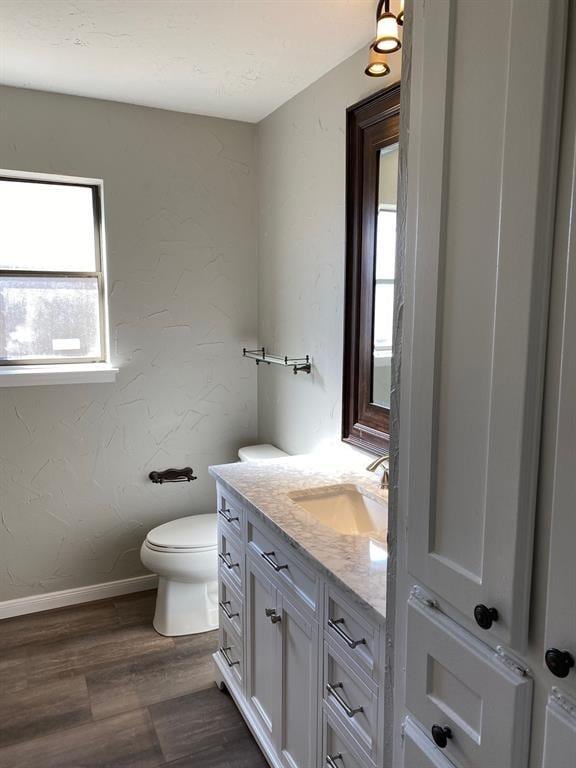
xmin=0 ymin=363 xmax=118 ymax=387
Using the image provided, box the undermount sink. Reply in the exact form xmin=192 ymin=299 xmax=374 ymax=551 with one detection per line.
xmin=288 ymin=484 xmax=387 ymax=536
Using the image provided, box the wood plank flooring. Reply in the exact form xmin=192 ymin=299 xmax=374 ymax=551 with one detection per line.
xmin=0 ymin=591 xmax=268 ymax=768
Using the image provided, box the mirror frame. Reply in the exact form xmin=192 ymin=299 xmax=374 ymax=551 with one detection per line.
xmin=342 ymin=83 xmax=400 ymax=455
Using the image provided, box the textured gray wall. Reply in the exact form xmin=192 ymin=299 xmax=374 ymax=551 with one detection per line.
xmin=0 ymin=86 xmax=258 ymax=601
xmin=256 ymin=48 xmax=401 ymax=456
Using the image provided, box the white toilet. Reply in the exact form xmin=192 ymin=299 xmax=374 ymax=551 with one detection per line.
xmin=141 ymin=443 xmax=287 ymax=636
xmin=141 ymin=513 xmax=218 ymax=636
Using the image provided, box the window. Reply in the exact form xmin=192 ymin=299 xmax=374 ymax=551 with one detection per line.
xmin=0 ymin=172 xmax=114 ymax=382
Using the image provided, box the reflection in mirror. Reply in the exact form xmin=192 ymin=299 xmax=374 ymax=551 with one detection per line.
xmin=342 ymin=83 xmax=400 ymax=454
xmin=372 ymin=145 xmax=398 ymax=408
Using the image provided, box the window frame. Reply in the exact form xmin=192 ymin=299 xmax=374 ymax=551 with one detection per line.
xmin=0 ymin=170 xmax=110 ymax=367
xmin=342 ymin=84 xmax=400 ymax=455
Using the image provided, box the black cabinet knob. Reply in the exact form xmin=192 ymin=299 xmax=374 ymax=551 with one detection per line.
xmin=545 ymin=648 xmax=575 ymax=679
xmin=431 ymin=725 xmax=452 ymax=749
xmin=474 ymin=604 xmax=498 ymax=630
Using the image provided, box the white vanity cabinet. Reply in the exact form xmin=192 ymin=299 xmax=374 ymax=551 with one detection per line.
xmin=213 ymin=483 xmax=386 ymax=768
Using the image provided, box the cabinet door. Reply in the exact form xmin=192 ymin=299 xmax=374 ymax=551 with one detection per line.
xmin=402 ymin=718 xmax=456 ymax=768
xmin=542 ymin=692 xmax=576 ymax=768
xmin=405 ymin=596 xmax=532 ymax=768
xmin=277 ymin=593 xmax=319 ymax=768
xmin=404 ymin=0 xmax=566 ymax=649
xmin=245 ymin=555 xmax=281 ymax=743
xmin=543 ymin=30 xmax=576 ymax=690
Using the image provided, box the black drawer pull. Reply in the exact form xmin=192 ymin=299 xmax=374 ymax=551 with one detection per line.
xmin=326 ymin=755 xmax=343 ymax=767
xmin=326 ymin=682 xmax=363 ymax=718
xmin=431 ymin=725 xmax=452 ymax=749
xmin=219 ymin=646 xmax=239 ymax=667
xmin=218 ymin=552 xmax=239 ymax=570
xmin=545 ymin=648 xmax=575 ymax=678
xmin=218 ymin=508 xmax=239 ymax=524
xmin=261 ymin=551 xmax=289 ymax=572
xmin=474 ymin=604 xmax=498 ymax=630
xmin=219 ymin=600 xmax=239 ymax=620
xmin=328 ymin=617 xmax=366 ymax=649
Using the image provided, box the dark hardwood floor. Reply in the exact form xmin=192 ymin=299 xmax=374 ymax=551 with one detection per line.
xmin=0 ymin=591 xmax=268 ymax=768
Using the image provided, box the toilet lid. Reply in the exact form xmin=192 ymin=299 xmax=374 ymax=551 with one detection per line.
xmin=146 ymin=513 xmax=217 ymax=551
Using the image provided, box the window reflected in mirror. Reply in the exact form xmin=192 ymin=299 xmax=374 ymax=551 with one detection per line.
xmin=372 ymin=144 xmax=398 ymax=409
xmin=342 ymin=84 xmax=400 ymax=454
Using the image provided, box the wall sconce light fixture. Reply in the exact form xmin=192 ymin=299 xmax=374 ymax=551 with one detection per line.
xmin=365 ymin=49 xmax=391 ymax=78
xmin=366 ymin=0 xmax=403 ymax=77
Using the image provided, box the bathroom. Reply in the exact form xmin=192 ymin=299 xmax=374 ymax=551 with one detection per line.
xmin=0 ymin=1 xmax=575 ymax=767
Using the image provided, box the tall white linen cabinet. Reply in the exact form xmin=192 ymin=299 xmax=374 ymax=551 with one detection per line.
xmin=393 ymin=1 xmax=576 ymax=767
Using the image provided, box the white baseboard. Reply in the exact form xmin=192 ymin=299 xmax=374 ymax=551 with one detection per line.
xmin=0 ymin=574 xmax=158 ymax=620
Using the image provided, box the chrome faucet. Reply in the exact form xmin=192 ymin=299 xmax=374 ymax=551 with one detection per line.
xmin=366 ymin=454 xmax=390 ymax=490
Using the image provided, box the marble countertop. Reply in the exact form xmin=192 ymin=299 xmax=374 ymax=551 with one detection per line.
xmin=209 ymin=455 xmax=388 ymax=622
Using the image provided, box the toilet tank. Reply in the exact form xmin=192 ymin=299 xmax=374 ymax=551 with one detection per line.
xmin=238 ymin=444 xmax=288 ymax=462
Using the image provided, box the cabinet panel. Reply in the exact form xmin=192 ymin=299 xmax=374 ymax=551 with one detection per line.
xmin=322 ymin=711 xmax=369 ymax=768
xmin=245 ymin=555 xmax=281 ymax=741
xmin=216 ymin=488 xmax=243 ymax=538
xmin=278 ymin=594 xmax=318 ymax=768
xmin=323 ymin=642 xmax=379 ymax=762
xmin=218 ymin=524 xmax=243 ymax=592
xmin=405 ymin=0 xmax=565 ymax=649
xmin=542 ymin=692 xmax=576 ymax=768
xmin=325 ymin=585 xmax=379 ymax=679
xmin=218 ymin=573 xmax=243 ymax=638
xmin=247 ymin=515 xmax=318 ymax=614
xmin=543 ymin=60 xmax=576 ymax=691
xmin=405 ymin=596 xmax=532 ymax=768
xmin=402 ymin=718 xmax=456 ymax=768
xmin=218 ymin=614 xmax=243 ymax=690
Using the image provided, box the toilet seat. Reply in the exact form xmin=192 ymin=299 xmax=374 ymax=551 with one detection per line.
xmin=145 ymin=514 xmax=217 ymax=554
xmin=144 ymin=541 xmax=216 ymax=554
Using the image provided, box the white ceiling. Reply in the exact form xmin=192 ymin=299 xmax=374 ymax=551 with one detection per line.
xmin=0 ymin=0 xmax=376 ymax=123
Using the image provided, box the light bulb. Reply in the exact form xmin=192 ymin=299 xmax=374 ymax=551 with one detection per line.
xmin=397 ymin=0 xmax=404 ymax=26
xmin=365 ymin=48 xmax=391 ymax=78
xmin=372 ymin=12 xmax=401 ymax=54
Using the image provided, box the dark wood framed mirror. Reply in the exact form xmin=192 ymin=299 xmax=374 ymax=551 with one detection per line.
xmin=342 ymin=83 xmax=400 ymax=454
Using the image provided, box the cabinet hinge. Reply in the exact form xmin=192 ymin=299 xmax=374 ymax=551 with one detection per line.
xmin=400 ymin=717 xmax=407 ymax=742
xmin=495 ymin=646 xmax=531 ymax=677
xmin=409 ymin=585 xmax=439 ymax=610
xmin=551 ymin=687 xmax=576 ymax=720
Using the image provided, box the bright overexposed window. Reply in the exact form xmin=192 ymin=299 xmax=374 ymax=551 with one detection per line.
xmin=0 ymin=174 xmax=109 ymax=366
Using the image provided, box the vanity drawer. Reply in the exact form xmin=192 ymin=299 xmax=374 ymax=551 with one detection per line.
xmin=218 ymin=573 xmax=243 ymax=637
xmin=323 ymin=710 xmax=371 ymax=768
xmin=218 ymin=614 xmax=243 ymax=690
xmin=325 ymin=585 xmax=379 ymax=679
xmin=402 ymin=717 xmax=457 ymax=768
xmin=247 ymin=515 xmax=318 ymax=614
xmin=405 ymin=594 xmax=533 ymax=768
xmin=323 ymin=642 xmax=379 ymax=761
xmin=216 ymin=488 xmax=243 ymax=538
xmin=218 ymin=525 xmax=244 ymax=592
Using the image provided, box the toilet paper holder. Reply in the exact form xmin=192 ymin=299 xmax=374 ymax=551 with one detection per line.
xmin=148 ymin=467 xmax=197 ymax=484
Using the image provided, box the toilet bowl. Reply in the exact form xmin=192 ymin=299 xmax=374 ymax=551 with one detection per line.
xmin=140 ymin=513 xmax=218 ymax=637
